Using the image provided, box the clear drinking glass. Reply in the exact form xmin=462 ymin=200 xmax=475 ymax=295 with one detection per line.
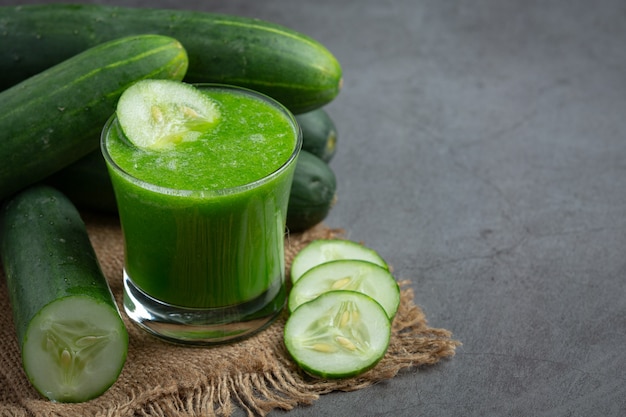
xmin=101 ymin=84 xmax=302 ymax=345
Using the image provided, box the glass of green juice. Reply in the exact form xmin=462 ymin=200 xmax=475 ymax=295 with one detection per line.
xmin=101 ymin=83 xmax=302 ymax=345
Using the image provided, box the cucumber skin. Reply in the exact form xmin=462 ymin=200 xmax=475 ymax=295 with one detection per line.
xmin=0 ymin=4 xmax=343 ymax=114
xmin=0 ymin=185 xmax=126 ymax=351
xmin=295 ymin=108 xmax=338 ymax=162
xmin=287 ymin=150 xmax=337 ymax=232
xmin=0 ymin=34 xmax=188 ymax=202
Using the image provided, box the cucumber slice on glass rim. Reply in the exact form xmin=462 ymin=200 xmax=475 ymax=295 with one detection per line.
xmin=288 ymin=259 xmax=400 ymax=319
xmin=284 ymin=290 xmax=391 ymax=379
xmin=116 ymin=79 xmax=220 ymax=150
xmin=290 ymin=239 xmax=388 ymax=283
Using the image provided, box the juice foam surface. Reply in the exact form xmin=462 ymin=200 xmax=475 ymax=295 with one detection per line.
xmin=106 ymin=87 xmax=297 ymax=191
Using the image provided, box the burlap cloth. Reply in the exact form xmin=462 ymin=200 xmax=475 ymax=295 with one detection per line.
xmin=0 ymin=213 xmax=460 ymax=417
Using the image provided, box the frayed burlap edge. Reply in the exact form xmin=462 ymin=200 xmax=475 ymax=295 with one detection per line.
xmin=0 ymin=214 xmax=460 ymax=417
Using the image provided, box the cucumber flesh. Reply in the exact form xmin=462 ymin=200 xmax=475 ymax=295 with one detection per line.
xmin=284 ymin=290 xmax=391 ymax=379
xmin=290 ymin=239 xmax=389 ymax=283
xmin=116 ymin=79 xmax=220 ymax=150
xmin=288 ymin=259 xmax=400 ymax=319
xmin=23 ymin=296 xmax=128 ymax=403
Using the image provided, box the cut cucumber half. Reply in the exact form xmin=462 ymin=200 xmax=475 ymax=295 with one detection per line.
xmin=23 ymin=296 xmax=128 ymax=403
xmin=116 ymin=79 xmax=220 ymax=150
xmin=284 ymin=290 xmax=391 ymax=379
xmin=290 ymin=239 xmax=388 ymax=283
xmin=288 ymin=259 xmax=400 ymax=319
xmin=0 ymin=185 xmax=128 ymax=403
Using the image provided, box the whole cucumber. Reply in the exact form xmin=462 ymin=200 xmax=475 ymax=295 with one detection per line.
xmin=287 ymin=150 xmax=338 ymax=232
xmin=0 ymin=34 xmax=188 ymax=201
xmin=296 ymin=108 xmax=339 ymax=162
xmin=0 ymin=4 xmax=343 ymax=114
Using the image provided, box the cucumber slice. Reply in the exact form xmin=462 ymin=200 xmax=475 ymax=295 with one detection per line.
xmin=288 ymin=260 xmax=400 ymax=319
xmin=116 ymin=79 xmax=220 ymax=150
xmin=23 ymin=297 xmax=128 ymax=403
xmin=290 ymin=239 xmax=388 ymax=283
xmin=284 ymin=290 xmax=391 ymax=379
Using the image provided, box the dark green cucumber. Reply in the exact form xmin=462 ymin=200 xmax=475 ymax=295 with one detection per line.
xmin=0 ymin=3 xmax=343 ymax=114
xmin=0 ymin=185 xmax=128 ymax=403
xmin=287 ymin=150 xmax=337 ymax=232
xmin=295 ymin=108 xmax=338 ymax=162
xmin=0 ymin=34 xmax=188 ymax=202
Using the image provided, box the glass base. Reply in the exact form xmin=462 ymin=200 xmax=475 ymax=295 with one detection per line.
xmin=123 ymin=271 xmax=286 ymax=345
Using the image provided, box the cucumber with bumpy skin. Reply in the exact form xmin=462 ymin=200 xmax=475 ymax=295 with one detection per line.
xmin=0 ymin=3 xmax=342 ymax=114
xmin=0 ymin=185 xmax=128 ymax=403
xmin=0 ymin=34 xmax=188 ymax=202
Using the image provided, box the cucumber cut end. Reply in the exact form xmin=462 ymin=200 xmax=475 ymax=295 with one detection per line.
xmin=117 ymin=79 xmax=220 ymax=151
xmin=284 ymin=290 xmax=391 ymax=379
xmin=22 ymin=296 xmax=128 ymax=403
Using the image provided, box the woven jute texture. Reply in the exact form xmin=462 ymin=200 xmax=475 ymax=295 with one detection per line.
xmin=0 ymin=213 xmax=460 ymax=417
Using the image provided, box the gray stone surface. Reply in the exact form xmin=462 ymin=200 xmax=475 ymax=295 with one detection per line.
xmin=4 ymin=0 xmax=625 ymax=415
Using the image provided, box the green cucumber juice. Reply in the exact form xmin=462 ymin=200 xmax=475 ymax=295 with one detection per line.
xmin=102 ymin=85 xmax=300 ymax=308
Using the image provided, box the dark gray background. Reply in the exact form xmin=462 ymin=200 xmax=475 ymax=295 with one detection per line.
xmin=2 ymin=0 xmax=625 ymax=416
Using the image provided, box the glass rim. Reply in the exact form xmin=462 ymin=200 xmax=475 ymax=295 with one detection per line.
xmin=100 ymin=83 xmax=303 ymax=197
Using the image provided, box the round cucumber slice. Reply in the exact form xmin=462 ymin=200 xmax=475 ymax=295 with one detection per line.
xmin=289 ymin=259 xmax=400 ymax=319
xmin=22 ymin=296 xmax=128 ymax=403
xmin=284 ymin=290 xmax=391 ymax=379
xmin=116 ymin=79 xmax=220 ymax=150
xmin=290 ymin=239 xmax=388 ymax=283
